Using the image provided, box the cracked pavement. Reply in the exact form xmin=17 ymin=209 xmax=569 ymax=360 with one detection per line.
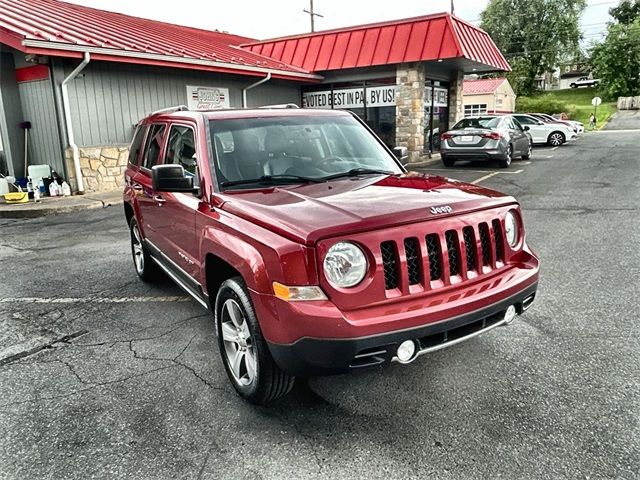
xmin=0 ymin=131 xmax=638 ymax=479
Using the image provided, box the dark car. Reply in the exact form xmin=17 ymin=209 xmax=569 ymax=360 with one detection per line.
xmin=440 ymin=115 xmax=532 ymax=168
xmin=123 ymin=106 xmax=539 ymax=404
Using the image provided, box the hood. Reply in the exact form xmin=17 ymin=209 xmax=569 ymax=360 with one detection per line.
xmin=220 ymin=173 xmax=515 ymax=245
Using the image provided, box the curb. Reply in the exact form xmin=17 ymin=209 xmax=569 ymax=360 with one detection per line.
xmin=406 ymin=155 xmax=442 ymax=169
xmin=0 ymin=195 xmax=123 ymax=219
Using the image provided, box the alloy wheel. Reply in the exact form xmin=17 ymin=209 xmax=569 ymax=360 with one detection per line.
xmin=221 ymin=299 xmax=257 ymax=386
xmin=550 ymin=133 xmax=564 ymax=146
xmin=131 ymin=224 xmax=144 ymax=274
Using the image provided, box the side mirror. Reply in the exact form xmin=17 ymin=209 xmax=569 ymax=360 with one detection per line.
xmin=151 ymin=164 xmax=195 ymax=192
xmin=393 ymin=146 xmax=409 ymax=165
xmin=523 ymin=126 xmax=530 ymax=131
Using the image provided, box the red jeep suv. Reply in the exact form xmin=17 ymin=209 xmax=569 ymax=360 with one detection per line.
xmin=123 ymin=106 xmax=539 ymax=404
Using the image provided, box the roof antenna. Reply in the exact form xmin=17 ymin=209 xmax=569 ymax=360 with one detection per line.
xmin=303 ymin=0 xmax=323 ymax=33
xmin=450 ymin=0 xmax=455 ymax=15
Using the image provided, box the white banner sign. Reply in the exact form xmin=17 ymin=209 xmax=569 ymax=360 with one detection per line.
xmin=186 ymin=85 xmax=230 ymax=110
xmin=303 ymin=85 xmax=397 ymax=109
xmin=426 ymin=87 xmax=449 ymax=108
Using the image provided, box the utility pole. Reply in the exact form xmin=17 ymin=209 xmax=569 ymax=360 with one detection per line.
xmin=303 ymin=0 xmax=323 ymax=33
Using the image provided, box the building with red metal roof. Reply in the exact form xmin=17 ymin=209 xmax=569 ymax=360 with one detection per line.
xmin=0 ymin=0 xmax=510 ymax=190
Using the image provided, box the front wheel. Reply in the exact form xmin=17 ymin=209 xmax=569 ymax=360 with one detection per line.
xmin=522 ymin=143 xmax=532 ymax=160
xmin=548 ymin=131 xmax=565 ymax=147
xmin=215 ymin=277 xmax=295 ymax=404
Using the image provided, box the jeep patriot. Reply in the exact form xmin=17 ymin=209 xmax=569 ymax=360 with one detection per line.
xmin=123 ymin=106 xmax=539 ymax=404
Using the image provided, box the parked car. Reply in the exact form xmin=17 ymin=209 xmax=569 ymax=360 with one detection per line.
xmin=123 ymin=106 xmax=540 ymax=404
xmin=440 ymin=115 xmax=532 ymax=168
xmin=528 ymin=113 xmax=578 ymax=145
xmin=551 ymin=114 xmax=584 ymax=134
xmin=512 ymin=114 xmax=578 ymax=146
xmin=570 ymin=77 xmax=599 ymax=88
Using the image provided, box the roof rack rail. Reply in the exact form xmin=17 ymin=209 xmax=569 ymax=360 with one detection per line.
xmin=149 ymin=105 xmax=189 ymax=116
xmin=258 ymin=103 xmax=300 ymax=109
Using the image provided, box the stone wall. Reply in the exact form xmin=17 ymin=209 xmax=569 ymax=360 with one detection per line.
xmin=448 ymin=70 xmax=465 ymax=127
xmin=65 ymin=145 xmax=129 ymax=193
xmin=395 ymin=63 xmax=426 ymax=164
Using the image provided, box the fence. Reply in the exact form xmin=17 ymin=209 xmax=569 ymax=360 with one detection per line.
xmin=617 ymin=96 xmax=640 ymax=110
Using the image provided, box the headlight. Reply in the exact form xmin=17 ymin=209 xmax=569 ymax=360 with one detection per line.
xmin=505 ymin=210 xmax=519 ymax=248
xmin=323 ymin=242 xmax=367 ymax=288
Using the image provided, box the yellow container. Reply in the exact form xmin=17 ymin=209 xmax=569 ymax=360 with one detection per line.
xmin=3 ymin=192 xmax=29 ymax=203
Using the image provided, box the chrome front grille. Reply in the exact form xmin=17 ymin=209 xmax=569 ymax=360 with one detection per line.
xmin=380 ymin=218 xmax=505 ymax=292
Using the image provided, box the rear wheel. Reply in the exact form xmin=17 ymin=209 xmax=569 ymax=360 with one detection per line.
xmin=215 ymin=277 xmax=295 ymax=404
xmin=499 ymin=144 xmax=513 ymax=168
xmin=548 ymin=131 xmax=565 ymax=146
xmin=129 ymin=217 xmax=161 ymax=282
xmin=442 ymin=157 xmax=455 ymax=167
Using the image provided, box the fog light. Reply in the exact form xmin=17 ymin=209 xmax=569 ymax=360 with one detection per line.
xmin=504 ymin=305 xmax=517 ymax=325
xmin=396 ymin=340 xmax=417 ymax=364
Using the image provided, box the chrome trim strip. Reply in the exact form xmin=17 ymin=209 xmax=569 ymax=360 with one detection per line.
xmin=145 ymin=239 xmax=209 ymax=310
xmin=391 ymin=315 xmax=509 ymax=363
xmin=150 ymin=256 xmax=208 ymax=310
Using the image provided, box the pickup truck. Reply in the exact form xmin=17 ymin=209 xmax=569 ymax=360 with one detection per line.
xmin=123 ymin=106 xmax=540 ymax=404
xmin=569 ymin=77 xmax=600 ymax=88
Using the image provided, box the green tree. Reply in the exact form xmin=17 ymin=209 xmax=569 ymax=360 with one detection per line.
xmin=610 ymin=0 xmax=640 ymax=25
xmin=480 ymin=0 xmax=586 ymax=95
xmin=591 ymin=16 xmax=640 ymax=99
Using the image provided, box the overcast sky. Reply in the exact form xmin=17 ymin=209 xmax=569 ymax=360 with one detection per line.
xmin=66 ymin=0 xmax=615 ymax=43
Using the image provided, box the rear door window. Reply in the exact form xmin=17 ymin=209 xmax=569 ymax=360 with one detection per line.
xmin=141 ymin=124 xmax=166 ymax=170
xmin=128 ymin=125 xmax=147 ymax=166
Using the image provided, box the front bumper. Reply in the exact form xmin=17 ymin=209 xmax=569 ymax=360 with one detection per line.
xmin=267 ymin=282 xmax=537 ymax=376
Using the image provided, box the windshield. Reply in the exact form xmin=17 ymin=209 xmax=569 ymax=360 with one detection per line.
xmin=453 ymin=117 xmax=501 ymax=129
xmin=209 ymin=114 xmax=402 ymax=189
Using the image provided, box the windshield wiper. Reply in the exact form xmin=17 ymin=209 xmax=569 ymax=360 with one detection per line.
xmin=221 ymin=174 xmax=321 ymax=188
xmin=319 ymin=168 xmax=395 ymax=182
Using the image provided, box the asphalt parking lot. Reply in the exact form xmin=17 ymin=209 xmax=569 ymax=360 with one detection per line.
xmin=1 ymin=129 xmax=638 ymax=479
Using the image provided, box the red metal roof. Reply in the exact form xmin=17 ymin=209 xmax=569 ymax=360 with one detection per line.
xmin=0 ymin=0 xmax=320 ymax=80
xmin=463 ymin=77 xmax=507 ymax=95
xmin=243 ymin=13 xmax=510 ymax=72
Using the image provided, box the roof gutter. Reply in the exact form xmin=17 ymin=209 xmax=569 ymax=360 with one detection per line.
xmin=242 ymin=72 xmax=271 ymax=108
xmin=61 ymin=51 xmax=90 ymax=193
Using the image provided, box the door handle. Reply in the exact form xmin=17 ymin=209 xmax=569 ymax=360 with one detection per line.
xmin=153 ymin=194 xmax=166 ymax=205
xmin=132 ymin=184 xmax=143 ymax=192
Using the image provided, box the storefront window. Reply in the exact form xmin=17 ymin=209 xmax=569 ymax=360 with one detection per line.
xmin=424 ymin=80 xmax=449 ymax=152
xmin=301 ymin=78 xmax=397 ymax=149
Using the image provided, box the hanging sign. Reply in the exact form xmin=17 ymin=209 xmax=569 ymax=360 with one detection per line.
xmin=186 ymin=85 xmax=230 ymax=110
xmin=303 ymin=85 xmax=397 ymax=109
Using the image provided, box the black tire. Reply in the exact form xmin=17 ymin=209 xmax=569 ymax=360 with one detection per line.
xmin=570 ymin=83 xmax=576 ymax=88
xmin=129 ymin=217 xmax=161 ymax=282
xmin=547 ymin=131 xmax=565 ymax=147
xmin=522 ymin=142 xmax=532 ymax=160
xmin=215 ymin=276 xmax=294 ymax=404
xmin=442 ymin=157 xmax=455 ymax=167
xmin=499 ymin=144 xmax=513 ymax=168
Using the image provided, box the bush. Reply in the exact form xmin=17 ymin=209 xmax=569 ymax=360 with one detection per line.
xmin=515 ymin=95 xmax=571 ymax=115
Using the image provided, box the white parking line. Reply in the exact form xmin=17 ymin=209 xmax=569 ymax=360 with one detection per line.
xmin=551 ymin=146 xmax=559 ymax=151
xmin=471 ymin=172 xmax=500 ymax=184
xmin=427 ymin=168 xmax=524 ymax=174
xmin=0 ymin=296 xmax=191 ymax=304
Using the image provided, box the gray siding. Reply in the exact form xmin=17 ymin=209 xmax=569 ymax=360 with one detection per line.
xmin=18 ymin=78 xmax=64 ymax=175
xmin=0 ymin=52 xmax=25 ymax=177
xmin=63 ymin=61 xmax=302 ymax=147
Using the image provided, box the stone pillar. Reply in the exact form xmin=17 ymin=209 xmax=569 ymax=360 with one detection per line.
xmin=448 ymin=70 xmax=464 ymax=127
xmin=395 ymin=63 xmax=425 ymax=164
xmin=65 ymin=145 xmax=129 ymax=193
